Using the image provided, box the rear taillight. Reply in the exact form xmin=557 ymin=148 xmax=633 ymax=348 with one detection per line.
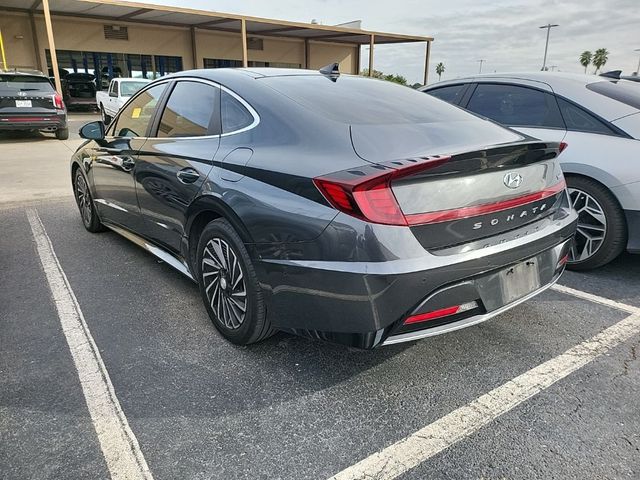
xmin=558 ymin=141 xmax=568 ymax=154
xmin=313 ymin=156 xmax=451 ymax=226
xmin=53 ymin=92 xmax=64 ymax=109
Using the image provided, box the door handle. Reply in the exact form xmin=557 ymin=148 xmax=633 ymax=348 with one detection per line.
xmin=176 ymin=168 xmax=200 ymax=184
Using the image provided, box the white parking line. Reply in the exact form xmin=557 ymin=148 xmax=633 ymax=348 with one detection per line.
xmin=27 ymin=209 xmax=153 ymax=480
xmin=551 ymin=283 xmax=640 ymax=315
xmin=329 ymin=289 xmax=640 ymax=480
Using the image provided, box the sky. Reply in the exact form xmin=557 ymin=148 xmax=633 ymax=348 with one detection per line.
xmin=146 ymin=0 xmax=640 ymax=85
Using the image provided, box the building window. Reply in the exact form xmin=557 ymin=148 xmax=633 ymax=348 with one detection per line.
xmin=203 ymin=58 xmax=301 ymax=69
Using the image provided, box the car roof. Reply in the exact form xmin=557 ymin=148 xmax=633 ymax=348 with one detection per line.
xmin=423 ymin=72 xmax=638 ymax=121
xmin=0 ymin=70 xmax=48 ymax=78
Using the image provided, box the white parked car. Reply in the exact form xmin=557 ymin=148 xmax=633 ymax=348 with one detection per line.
xmin=421 ymin=73 xmax=640 ymax=270
xmin=96 ymin=78 xmax=150 ymax=124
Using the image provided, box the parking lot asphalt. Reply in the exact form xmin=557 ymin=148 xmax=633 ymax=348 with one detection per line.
xmin=1 ymin=134 xmax=640 ymax=479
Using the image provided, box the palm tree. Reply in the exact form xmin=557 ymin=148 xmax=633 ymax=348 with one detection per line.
xmin=435 ymin=62 xmax=445 ymax=81
xmin=579 ymin=51 xmax=592 ymax=73
xmin=592 ymin=48 xmax=609 ymax=73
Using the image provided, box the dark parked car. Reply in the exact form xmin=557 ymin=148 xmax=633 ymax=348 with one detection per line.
xmin=71 ymin=67 xmax=576 ymax=348
xmin=0 ymin=71 xmax=68 ymax=139
xmin=65 ymin=73 xmax=97 ymax=110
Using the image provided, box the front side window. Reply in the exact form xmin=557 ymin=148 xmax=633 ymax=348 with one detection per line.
xmin=221 ymin=90 xmax=255 ymax=133
xmin=467 ymin=83 xmax=564 ymax=128
xmin=557 ymin=98 xmax=617 ymax=135
xmin=426 ymin=84 xmax=467 ymax=105
xmin=111 ymin=83 xmax=166 ymax=137
xmin=109 ymin=81 xmax=118 ymax=96
xmin=157 ymin=81 xmax=219 ymax=137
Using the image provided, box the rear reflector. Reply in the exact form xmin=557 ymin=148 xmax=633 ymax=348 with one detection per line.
xmin=404 ymin=301 xmax=478 ymax=325
xmin=557 ymin=253 xmax=569 ymax=267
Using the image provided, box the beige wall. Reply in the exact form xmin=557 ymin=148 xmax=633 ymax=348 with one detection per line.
xmin=1 ymin=11 xmax=359 ymax=74
xmin=0 ymin=12 xmax=38 ymax=69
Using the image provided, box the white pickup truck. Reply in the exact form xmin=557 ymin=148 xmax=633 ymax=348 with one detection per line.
xmin=96 ymin=78 xmax=151 ymax=124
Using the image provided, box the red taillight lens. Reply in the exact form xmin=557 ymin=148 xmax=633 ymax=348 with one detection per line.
xmin=53 ymin=93 xmax=64 ymax=109
xmin=313 ymin=156 xmax=450 ymax=226
xmin=558 ymin=142 xmax=568 ymax=154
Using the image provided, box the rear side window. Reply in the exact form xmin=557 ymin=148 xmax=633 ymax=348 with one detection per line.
xmin=557 ymin=98 xmax=617 ymax=135
xmin=426 ymin=84 xmax=467 ymax=104
xmin=586 ymin=81 xmax=640 ymax=109
xmin=157 ymin=81 xmax=219 ymax=137
xmin=467 ymin=83 xmax=564 ymax=128
xmin=112 ymin=84 xmax=166 ymax=137
xmin=221 ymin=90 xmax=254 ymax=133
xmin=0 ymin=75 xmax=54 ymax=93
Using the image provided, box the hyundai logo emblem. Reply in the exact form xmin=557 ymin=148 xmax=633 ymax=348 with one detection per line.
xmin=503 ymin=172 xmax=523 ymax=189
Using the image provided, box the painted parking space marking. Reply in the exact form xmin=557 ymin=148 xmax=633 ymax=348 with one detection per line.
xmin=551 ymin=283 xmax=640 ymax=315
xmin=27 ymin=209 xmax=153 ymax=480
xmin=329 ymin=288 xmax=640 ymax=480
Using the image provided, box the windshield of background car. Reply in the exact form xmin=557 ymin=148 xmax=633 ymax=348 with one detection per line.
xmin=586 ymin=81 xmax=640 ymax=110
xmin=260 ymin=75 xmax=473 ymax=124
xmin=120 ymin=82 xmax=149 ymax=96
xmin=0 ymin=75 xmax=54 ymax=94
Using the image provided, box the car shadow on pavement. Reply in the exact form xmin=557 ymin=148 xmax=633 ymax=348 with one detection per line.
xmin=561 ymin=252 xmax=640 ymax=308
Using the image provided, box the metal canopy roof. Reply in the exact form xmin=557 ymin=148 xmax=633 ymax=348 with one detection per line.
xmin=2 ymin=0 xmax=432 ymax=45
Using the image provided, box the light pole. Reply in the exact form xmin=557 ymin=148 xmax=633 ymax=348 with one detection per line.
xmin=477 ymin=59 xmax=485 ymax=74
xmin=539 ymin=23 xmax=559 ymax=71
xmin=635 ymin=48 xmax=640 ymax=75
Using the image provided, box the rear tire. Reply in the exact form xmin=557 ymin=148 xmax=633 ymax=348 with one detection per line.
xmin=196 ymin=218 xmax=273 ymax=345
xmin=73 ymin=169 xmax=106 ymax=233
xmin=55 ymin=127 xmax=69 ymax=140
xmin=566 ymin=176 xmax=626 ymax=270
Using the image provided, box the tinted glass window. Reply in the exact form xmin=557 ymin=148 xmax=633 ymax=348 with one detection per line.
xmin=261 ymin=75 xmax=471 ymax=125
xmin=426 ymin=84 xmax=467 ymax=104
xmin=112 ymin=84 xmax=166 ymax=137
xmin=157 ymin=81 xmax=218 ymax=137
xmin=221 ymin=90 xmax=254 ymax=133
xmin=109 ymin=81 xmax=118 ymax=96
xmin=0 ymin=75 xmax=53 ymax=93
xmin=586 ymin=81 xmax=640 ymax=109
xmin=120 ymin=81 xmax=148 ymax=97
xmin=557 ymin=98 xmax=616 ymax=135
xmin=467 ymin=83 xmax=564 ymax=128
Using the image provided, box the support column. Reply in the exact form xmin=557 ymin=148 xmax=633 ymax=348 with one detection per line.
xmin=241 ymin=18 xmax=248 ymax=68
xmin=368 ymin=34 xmax=374 ymax=75
xmin=190 ymin=26 xmax=198 ymax=69
xmin=304 ymin=39 xmax=310 ymax=69
xmin=42 ymin=0 xmax=61 ymax=94
xmin=423 ymin=40 xmax=431 ymax=85
xmin=28 ymin=12 xmax=42 ymax=71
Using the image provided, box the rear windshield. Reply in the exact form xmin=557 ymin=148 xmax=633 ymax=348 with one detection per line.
xmin=0 ymin=75 xmax=54 ymax=93
xmin=120 ymin=82 xmax=149 ymax=96
xmin=586 ymin=81 xmax=640 ymax=110
xmin=260 ymin=74 xmax=472 ymax=125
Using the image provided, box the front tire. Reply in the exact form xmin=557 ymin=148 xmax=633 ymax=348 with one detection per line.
xmin=196 ymin=219 xmax=273 ymax=345
xmin=73 ymin=169 xmax=105 ymax=233
xmin=100 ymin=105 xmax=111 ymax=125
xmin=567 ymin=176 xmax=626 ymax=270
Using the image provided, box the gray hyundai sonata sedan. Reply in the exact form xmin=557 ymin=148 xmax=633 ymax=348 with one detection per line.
xmin=71 ymin=66 xmax=577 ymax=348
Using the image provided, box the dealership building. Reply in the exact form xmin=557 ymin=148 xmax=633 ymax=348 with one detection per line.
xmin=0 ymin=0 xmax=432 ymax=93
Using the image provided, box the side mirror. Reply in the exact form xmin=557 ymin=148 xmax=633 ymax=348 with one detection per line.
xmin=80 ymin=121 xmax=105 ymax=140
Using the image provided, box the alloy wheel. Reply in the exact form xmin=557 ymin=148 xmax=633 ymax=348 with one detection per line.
xmin=568 ymin=187 xmax=607 ymax=262
xmin=201 ymin=237 xmax=247 ymax=330
xmin=75 ymin=174 xmax=93 ymax=227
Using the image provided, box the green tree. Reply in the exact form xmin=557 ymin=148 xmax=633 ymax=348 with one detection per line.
xmin=435 ymin=62 xmax=445 ymax=81
xmin=592 ymin=48 xmax=609 ymax=73
xmin=360 ymin=69 xmax=408 ymax=86
xmin=579 ymin=51 xmax=592 ymax=73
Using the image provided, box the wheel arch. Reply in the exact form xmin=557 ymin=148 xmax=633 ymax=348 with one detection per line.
xmin=185 ymin=195 xmax=256 ymax=271
xmin=564 ymin=171 xmax=626 ymax=213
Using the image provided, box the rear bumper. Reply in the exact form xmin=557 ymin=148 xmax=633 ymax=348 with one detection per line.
xmin=625 ymin=209 xmax=640 ymax=254
xmin=255 ymin=206 xmax=577 ymax=348
xmin=0 ymin=113 xmax=67 ymax=131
